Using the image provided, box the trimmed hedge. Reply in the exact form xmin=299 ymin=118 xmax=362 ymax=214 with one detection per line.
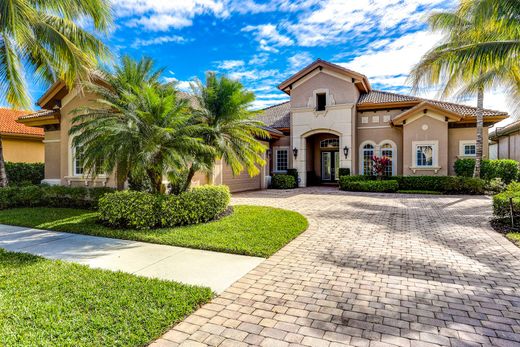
xmin=5 ymin=162 xmax=44 ymax=185
xmin=99 ymin=191 xmax=161 ymax=229
xmin=286 ymin=169 xmax=299 ymax=186
xmin=394 ymin=176 xmax=485 ymax=195
xmin=271 ymin=174 xmax=296 ymax=189
xmin=340 ymin=178 xmax=398 ymax=193
xmin=339 ymin=175 xmax=485 ymax=195
xmin=454 ymin=158 xmax=519 ymax=183
xmin=338 ymin=168 xmax=350 ymax=177
xmin=493 ymin=182 xmax=520 ymax=218
xmin=160 ymin=185 xmax=230 ymax=227
xmin=99 ymin=185 xmax=231 ymax=230
xmin=0 ymin=185 xmax=113 ymax=210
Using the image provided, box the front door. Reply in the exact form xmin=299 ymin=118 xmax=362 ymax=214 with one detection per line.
xmin=321 ymin=151 xmax=339 ymax=181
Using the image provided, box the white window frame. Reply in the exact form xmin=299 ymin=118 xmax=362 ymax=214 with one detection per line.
xmin=379 ymin=141 xmax=396 ymax=176
xmin=274 ymin=147 xmax=289 ymax=173
xmin=459 ymin=140 xmax=476 ymax=157
xmin=412 ymin=140 xmax=439 ymax=170
xmin=359 ymin=141 xmax=376 ymax=175
xmin=72 ymin=146 xmax=84 ymax=176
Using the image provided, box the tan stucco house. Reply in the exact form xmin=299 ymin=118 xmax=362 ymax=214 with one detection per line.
xmin=18 ymin=59 xmax=509 ymax=191
xmin=0 ymin=108 xmax=44 ymax=163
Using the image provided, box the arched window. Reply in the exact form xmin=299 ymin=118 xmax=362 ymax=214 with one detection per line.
xmin=320 ymin=138 xmax=339 ymax=148
xmin=361 ymin=143 xmax=374 ymax=175
xmin=380 ymin=143 xmax=393 ymax=176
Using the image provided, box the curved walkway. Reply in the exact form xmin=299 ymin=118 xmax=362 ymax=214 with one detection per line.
xmin=154 ymin=187 xmax=520 ymax=347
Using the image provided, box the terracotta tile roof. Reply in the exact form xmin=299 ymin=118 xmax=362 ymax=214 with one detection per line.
xmin=255 ymin=101 xmax=290 ymax=128
xmin=17 ymin=109 xmax=59 ymax=121
xmin=489 ymin=119 xmax=520 ymax=140
xmin=0 ymin=108 xmax=44 ymax=137
xmin=358 ymin=90 xmax=507 ymax=117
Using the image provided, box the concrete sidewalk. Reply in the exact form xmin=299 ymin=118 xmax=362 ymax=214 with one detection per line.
xmin=0 ymin=224 xmax=263 ymax=293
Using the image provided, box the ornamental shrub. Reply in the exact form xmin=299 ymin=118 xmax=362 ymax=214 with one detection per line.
xmin=393 ymin=176 xmax=484 ymax=195
xmin=5 ymin=162 xmax=44 ymax=185
xmin=286 ymin=169 xmax=299 ymax=186
xmin=271 ymin=174 xmax=296 ymax=189
xmin=98 ymin=191 xmax=161 ymax=229
xmin=338 ymin=168 xmax=350 ymax=177
xmin=454 ymin=158 xmax=519 ymax=183
xmin=493 ymin=182 xmax=520 ymax=218
xmin=161 ymin=185 xmax=230 ymax=227
xmin=0 ymin=185 xmax=113 ymax=210
xmin=340 ymin=179 xmax=398 ymax=193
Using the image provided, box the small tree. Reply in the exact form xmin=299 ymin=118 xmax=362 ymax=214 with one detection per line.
xmin=372 ymin=155 xmax=391 ymax=180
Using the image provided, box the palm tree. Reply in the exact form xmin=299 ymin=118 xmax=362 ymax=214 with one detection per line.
xmin=181 ymin=72 xmax=268 ymax=192
xmin=409 ymin=1 xmax=520 ymax=177
xmin=70 ymin=57 xmax=209 ymax=193
xmin=0 ymin=0 xmax=111 ymax=186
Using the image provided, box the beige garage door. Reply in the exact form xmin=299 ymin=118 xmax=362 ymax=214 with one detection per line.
xmin=222 ymin=164 xmax=261 ymax=193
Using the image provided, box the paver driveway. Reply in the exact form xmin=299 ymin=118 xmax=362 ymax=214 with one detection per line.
xmin=153 ymin=187 xmax=520 ymax=347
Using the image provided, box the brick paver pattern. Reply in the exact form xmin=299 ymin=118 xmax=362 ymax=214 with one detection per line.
xmin=152 ymin=187 xmax=520 ymax=347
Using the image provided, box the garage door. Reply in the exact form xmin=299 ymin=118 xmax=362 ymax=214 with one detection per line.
xmin=222 ymin=164 xmax=261 ymax=193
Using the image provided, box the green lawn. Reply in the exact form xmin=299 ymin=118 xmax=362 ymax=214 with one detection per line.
xmin=0 ymin=249 xmax=212 ymax=347
xmin=0 ymin=205 xmax=308 ymax=257
xmin=507 ymin=232 xmax=520 ymax=246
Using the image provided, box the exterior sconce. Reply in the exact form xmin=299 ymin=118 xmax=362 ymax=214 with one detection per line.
xmin=293 ymin=147 xmax=298 ymax=158
xmin=343 ymin=146 xmax=349 ymax=159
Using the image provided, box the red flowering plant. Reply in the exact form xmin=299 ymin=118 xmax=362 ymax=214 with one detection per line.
xmin=371 ymin=155 xmax=391 ymax=180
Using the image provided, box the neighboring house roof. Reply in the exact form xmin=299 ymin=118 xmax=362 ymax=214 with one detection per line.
xmin=489 ymin=119 xmax=520 ymax=140
xmin=255 ymin=101 xmax=291 ymax=129
xmin=0 ymin=108 xmax=44 ymax=138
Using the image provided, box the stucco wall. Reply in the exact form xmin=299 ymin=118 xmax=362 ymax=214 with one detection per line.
xmin=403 ymin=112 xmax=449 ymax=176
xmin=356 ymin=127 xmax=403 ymax=175
xmin=448 ymin=127 xmax=489 ymax=175
xmin=2 ymin=136 xmax=44 ymax=163
xmin=290 ymin=71 xmax=359 ymax=108
xmin=58 ymin=89 xmax=118 ymax=187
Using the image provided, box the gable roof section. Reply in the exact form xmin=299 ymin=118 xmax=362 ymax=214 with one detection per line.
xmin=278 ymin=59 xmax=371 ymax=95
xmin=255 ymin=101 xmax=290 ymax=129
xmin=0 ymin=108 xmax=44 ymax=137
xmin=358 ymin=89 xmax=508 ymax=119
xmin=391 ymin=101 xmax=462 ymax=126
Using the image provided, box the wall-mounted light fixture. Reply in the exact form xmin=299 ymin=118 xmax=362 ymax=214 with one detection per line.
xmin=343 ymin=146 xmax=349 ymax=159
xmin=293 ymin=147 xmax=298 ymax=158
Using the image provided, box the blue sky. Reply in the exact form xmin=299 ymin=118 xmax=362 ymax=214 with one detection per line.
xmin=24 ymin=0 xmax=512 ymax=121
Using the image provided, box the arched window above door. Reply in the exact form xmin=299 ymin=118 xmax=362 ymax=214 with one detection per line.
xmin=320 ymin=138 xmax=339 ymax=149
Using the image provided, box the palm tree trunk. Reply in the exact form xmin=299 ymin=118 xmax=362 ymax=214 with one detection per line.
xmin=0 ymin=136 xmax=8 ymax=187
xmin=181 ymin=164 xmax=197 ymax=193
xmin=473 ymin=87 xmax=484 ymax=178
xmin=116 ymin=168 xmax=126 ymax=191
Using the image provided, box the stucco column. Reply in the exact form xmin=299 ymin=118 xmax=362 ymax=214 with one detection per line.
xmin=293 ymin=136 xmax=306 ymax=187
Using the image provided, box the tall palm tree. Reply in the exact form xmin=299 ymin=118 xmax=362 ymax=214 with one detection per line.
xmin=180 ymin=72 xmax=268 ymax=192
xmin=70 ymin=57 xmax=209 ymax=193
xmin=409 ymin=1 xmax=520 ymax=177
xmin=0 ymin=0 xmax=111 ymax=186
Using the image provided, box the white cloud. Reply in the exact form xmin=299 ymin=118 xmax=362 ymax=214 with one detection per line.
xmin=113 ymin=0 xmax=228 ymax=31
xmin=131 ymin=35 xmax=188 ymax=48
xmin=217 ymin=60 xmax=245 ymax=70
xmin=249 ymin=53 xmax=270 ymax=66
xmin=337 ymin=30 xmax=443 ymax=85
xmin=229 ymin=69 xmax=278 ymax=81
xmin=242 ymin=24 xmax=294 ymax=52
xmin=287 ymin=52 xmax=313 ymax=73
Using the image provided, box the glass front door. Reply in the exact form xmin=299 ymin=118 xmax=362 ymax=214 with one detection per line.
xmin=321 ymin=151 xmax=339 ymax=181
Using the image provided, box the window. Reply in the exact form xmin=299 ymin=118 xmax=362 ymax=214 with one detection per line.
xmin=380 ymin=143 xmax=393 ymax=176
xmin=275 ymin=148 xmax=288 ymax=171
xmin=73 ymin=147 xmax=84 ymax=176
xmin=361 ymin=143 xmax=374 ymax=175
xmin=416 ymin=145 xmax=434 ymax=167
xmin=316 ymin=93 xmax=326 ymax=111
xmin=460 ymin=141 xmax=476 ymax=156
xmin=320 ymin=138 xmax=339 ymax=148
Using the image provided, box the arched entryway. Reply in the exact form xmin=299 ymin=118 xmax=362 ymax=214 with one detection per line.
xmin=304 ymin=132 xmax=340 ymax=185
